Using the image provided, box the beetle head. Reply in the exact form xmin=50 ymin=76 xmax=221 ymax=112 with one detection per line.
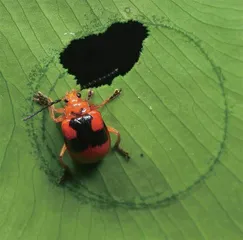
xmin=63 ymin=89 xmax=82 ymax=104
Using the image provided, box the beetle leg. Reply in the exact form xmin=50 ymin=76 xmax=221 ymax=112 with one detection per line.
xmin=58 ymin=144 xmax=72 ymax=184
xmin=48 ymin=107 xmax=65 ymax=123
xmin=54 ymin=108 xmax=64 ymax=113
xmin=33 ymin=91 xmax=64 ymax=123
xmin=94 ymin=89 xmax=122 ymax=109
xmin=33 ymin=91 xmax=50 ymax=106
xmin=107 ymin=126 xmax=130 ymax=160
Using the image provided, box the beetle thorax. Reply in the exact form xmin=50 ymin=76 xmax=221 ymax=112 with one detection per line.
xmin=64 ymin=101 xmax=90 ymax=118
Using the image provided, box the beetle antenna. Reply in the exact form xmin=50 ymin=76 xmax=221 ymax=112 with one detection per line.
xmin=81 ymin=68 xmax=119 ymax=89
xmin=23 ymin=99 xmax=62 ymax=121
xmin=24 ymin=68 xmax=119 ymax=121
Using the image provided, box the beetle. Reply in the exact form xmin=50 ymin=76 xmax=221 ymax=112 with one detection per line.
xmin=24 ymin=85 xmax=130 ymax=183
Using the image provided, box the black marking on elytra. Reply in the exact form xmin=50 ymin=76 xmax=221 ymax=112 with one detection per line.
xmin=65 ymin=114 xmax=108 ymax=152
xmin=59 ymin=20 xmax=149 ymax=88
xmin=26 ymin=19 xmax=229 ymax=210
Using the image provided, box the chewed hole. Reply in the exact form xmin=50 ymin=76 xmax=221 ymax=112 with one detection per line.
xmin=59 ymin=20 xmax=149 ymax=88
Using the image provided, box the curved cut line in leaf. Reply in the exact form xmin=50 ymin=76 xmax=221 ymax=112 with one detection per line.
xmin=26 ymin=18 xmax=228 ymax=209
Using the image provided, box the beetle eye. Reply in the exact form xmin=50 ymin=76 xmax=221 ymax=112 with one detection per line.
xmin=77 ymin=93 xmax=81 ymax=98
xmin=64 ymin=99 xmax=68 ymax=103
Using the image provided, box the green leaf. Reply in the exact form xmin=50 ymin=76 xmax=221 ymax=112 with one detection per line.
xmin=0 ymin=0 xmax=243 ymax=239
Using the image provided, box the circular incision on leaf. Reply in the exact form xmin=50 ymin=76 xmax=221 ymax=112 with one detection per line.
xmin=59 ymin=20 xmax=149 ymax=88
xmin=27 ymin=20 xmax=227 ymax=209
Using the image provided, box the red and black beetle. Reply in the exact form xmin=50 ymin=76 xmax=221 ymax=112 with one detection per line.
xmin=24 ymin=74 xmax=130 ymax=183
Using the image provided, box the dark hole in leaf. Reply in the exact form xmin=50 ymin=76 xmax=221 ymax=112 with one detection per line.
xmin=59 ymin=20 xmax=149 ymax=89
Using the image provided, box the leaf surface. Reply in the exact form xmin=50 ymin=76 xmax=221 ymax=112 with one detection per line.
xmin=0 ymin=0 xmax=243 ymax=239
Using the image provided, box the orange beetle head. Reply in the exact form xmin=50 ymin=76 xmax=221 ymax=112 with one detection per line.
xmin=63 ymin=89 xmax=90 ymax=117
xmin=63 ymin=89 xmax=82 ymax=104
